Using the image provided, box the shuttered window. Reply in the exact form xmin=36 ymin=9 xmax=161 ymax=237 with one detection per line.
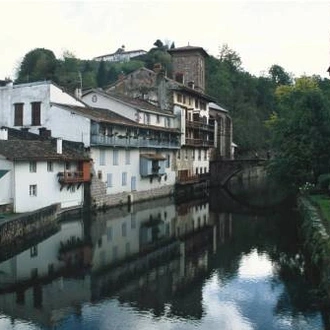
xmin=14 ymin=103 xmax=23 ymax=126
xmin=31 ymin=102 xmax=41 ymax=126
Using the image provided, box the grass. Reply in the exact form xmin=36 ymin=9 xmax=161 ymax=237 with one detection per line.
xmin=309 ymin=194 xmax=330 ymax=223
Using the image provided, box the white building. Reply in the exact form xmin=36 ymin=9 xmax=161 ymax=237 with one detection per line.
xmin=0 ymin=127 xmax=90 ymax=213
xmin=81 ymin=89 xmax=181 ymax=208
xmin=0 ymin=81 xmax=90 ymax=146
xmin=93 ymin=46 xmax=147 ymax=62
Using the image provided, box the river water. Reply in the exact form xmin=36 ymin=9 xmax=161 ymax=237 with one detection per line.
xmin=0 ymin=183 xmax=328 ymax=330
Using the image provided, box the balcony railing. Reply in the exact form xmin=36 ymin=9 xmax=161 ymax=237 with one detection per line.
xmin=91 ymin=134 xmax=180 ymax=149
xmin=185 ymin=138 xmax=214 ymax=147
xmin=58 ymin=171 xmax=87 ymax=184
xmin=186 ymin=120 xmax=215 ymax=131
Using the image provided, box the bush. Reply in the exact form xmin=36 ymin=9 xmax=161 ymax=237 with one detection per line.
xmin=317 ymin=174 xmax=330 ymax=190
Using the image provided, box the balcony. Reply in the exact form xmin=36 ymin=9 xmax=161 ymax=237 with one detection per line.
xmin=58 ymin=171 xmax=86 ymax=184
xmin=186 ymin=120 xmax=215 ymax=132
xmin=185 ymin=138 xmax=214 ymax=147
xmin=91 ymin=134 xmax=180 ymax=149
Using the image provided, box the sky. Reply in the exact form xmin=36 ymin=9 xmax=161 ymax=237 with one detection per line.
xmin=1 ymin=0 xmax=330 ymax=80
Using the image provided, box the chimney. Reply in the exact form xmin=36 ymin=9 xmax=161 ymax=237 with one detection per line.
xmin=0 ymin=128 xmax=8 ymax=140
xmin=39 ymin=127 xmax=51 ymax=138
xmin=74 ymin=88 xmax=82 ymax=99
xmin=56 ymin=138 xmax=62 ymax=154
xmin=188 ymin=81 xmax=195 ymax=89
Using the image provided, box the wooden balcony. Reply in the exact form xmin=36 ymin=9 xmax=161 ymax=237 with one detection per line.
xmin=58 ymin=171 xmax=86 ymax=183
xmin=185 ymin=138 xmax=214 ymax=147
xmin=186 ymin=120 xmax=215 ymax=132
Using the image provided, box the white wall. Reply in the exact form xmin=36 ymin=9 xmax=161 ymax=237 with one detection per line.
xmin=13 ymin=160 xmax=84 ymax=213
xmin=91 ymin=147 xmax=176 ymax=195
xmin=47 ymin=104 xmax=91 ymax=146
xmin=0 ymin=157 xmax=13 ymax=205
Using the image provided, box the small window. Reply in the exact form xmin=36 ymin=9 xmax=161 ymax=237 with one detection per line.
xmin=177 ymin=93 xmax=182 ymax=103
xmin=14 ymin=103 xmax=23 ymax=126
xmin=107 ymin=173 xmax=113 ymax=187
xmin=122 ymin=223 xmax=127 ymax=237
xmin=29 ymin=161 xmax=37 ymax=173
xmin=175 ymin=73 xmax=184 ymax=84
xmin=156 ymin=115 xmax=160 ymax=123
xmin=122 ymin=172 xmax=127 ymax=186
xmin=107 ymin=226 xmax=113 ymax=241
xmin=177 ymin=150 xmax=180 ymax=159
xmin=65 ymin=162 xmax=70 ymax=170
xmin=100 ymin=149 xmax=106 ymax=166
xmin=113 ymin=150 xmax=119 ymax=165
xmin=166 ymin=154 xmax=170 ymax=168
xmin=70 ymin=185 xmax=76 ymax=193
xmin=125 ymin=150 xmax=130 ymax=165
xmin=30 ymin=245 xmax=38 ymax=258
xmin=47 ymin=161 xmax=53 ymax=172
xmin=29 ymin=184 xmax=37 ymax=196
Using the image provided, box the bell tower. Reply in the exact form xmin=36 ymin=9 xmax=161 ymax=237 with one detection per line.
xmin=168 ymin=45 xmax=208 ymax=93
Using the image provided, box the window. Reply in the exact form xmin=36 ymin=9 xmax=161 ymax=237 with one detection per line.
xmin=195 ymin=99 xmax=199 ymax=108
xmin=144 ymin=113 xmax=150 ymax=125
xmin=156 ymin=115 xmax=160 ymax=123
xmin=14 ymin=103 xmax=23 ymax=126
xmin=113 ymin=149 xmax=119 ymax=165
xmin=166 ymin=154 xmax=170 ymax=168
xmin=122 ymin=172 xmax=127 ymax=186
xmin=31 ymin=102 xmax=41 ymax=126
xmin=185 ymin=150 xmax=188 ymax=160
xmin=100 ymin=149 xmax=106 ymax=166
xmin=165 ymin=117 xmax=171 ymax=128
xmin=30 ymin=245 xmax=38 ymax=257
xmin=65 ymin=162 xmax=70 ymax=170
xmin=47 ymin=161 xmax=53 ymax=172
xmin=29 ymin=184 xmax=37 ymax=196
xmin=125 ymin=150 xmax=130 ymax=165
xmin=204 ymin=149 xmax=207 ymax=160
xmin=198 ymin=149 xmax=201 ymax=160
xmin=192 ymin=150 xmax=195 ymax=160
xmin=177 ymin=150 xmax=180 ymax=159
xmin=70 ymin=185 xmax=76 ymax=193
xmin=107 ymin=173 xmax=113 ymax=187
xmin=122 ymin=223 xmax=127 ymax=237
xmin=177 ymin=93 xmax=182 ymax=103
xmin=29 ymin=161 xmax=37 ymax=173
xmin=107 ymin=226 xmax=113 ymax=241
xmin=175 ymin=73 xmax=184 ymax=84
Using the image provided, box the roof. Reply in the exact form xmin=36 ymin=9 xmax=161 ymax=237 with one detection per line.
xmin=82 ymin=88 xmax=174 ymax=116
xmin=171 ymin=85 xmax=215 ymax=102
xmin=0 ymin=127 xmax=89 ymax=162
xmin=53 ymin=103 xmax=180 ymax=134
xmin=167 ymin=45 xmax=209 ymax=58
xmin=208 ymin=102 xmax=228 ymax=113
xmin=93 ymin=49 xmax=147 ymax=60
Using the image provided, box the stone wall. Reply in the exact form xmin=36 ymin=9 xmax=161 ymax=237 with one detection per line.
xmin=90 ymin=173 xmax=174 ymax=209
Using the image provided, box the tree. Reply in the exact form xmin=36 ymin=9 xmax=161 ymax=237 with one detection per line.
xmin=268 ymin=64 xmax=292 ymax=86
xmin=267 ymin=76 xmax=330 ymax=189
xmin=96 ymin=60 xmax=107 ymax=88
xmin=16 ymin=48 xmax=57 ymax=83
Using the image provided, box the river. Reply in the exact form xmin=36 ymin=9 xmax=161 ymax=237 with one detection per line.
xmin=0 ymin=182 xmax=328 ymax=330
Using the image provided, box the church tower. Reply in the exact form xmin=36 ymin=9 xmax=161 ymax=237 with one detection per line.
xmin=168 ymin=45 xmax=208 ymax=93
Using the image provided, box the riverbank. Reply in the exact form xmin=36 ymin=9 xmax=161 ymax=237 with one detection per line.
xmin=297 ymin=195 xmax=330 ymax=302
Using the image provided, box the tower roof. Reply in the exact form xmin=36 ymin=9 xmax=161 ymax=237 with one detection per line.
xmin=167 ymin=45 xmax=209 ymax=58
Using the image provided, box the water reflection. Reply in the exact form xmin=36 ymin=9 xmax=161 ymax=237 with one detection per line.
xmin=0 ymin=188 xmax=327 ymax=329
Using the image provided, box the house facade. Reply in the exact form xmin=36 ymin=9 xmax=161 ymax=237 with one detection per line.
xmin=103 ymin=45 xmax=233 ymax=185
xmin=81 ymin=90 xmax=181 ymax=208
xmin=0 ymin=127 xmax=90 ymax=213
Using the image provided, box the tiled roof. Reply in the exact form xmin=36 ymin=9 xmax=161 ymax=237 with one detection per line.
xmin=53 ymin=103 xmax=180 ymax=134
xmin=167 ymin=46 xmax=209 ymax=57
xmin=83 ymin=88 xmax=174 ymax=116
xmin=0 ymin=127 xmax=89 ymax=161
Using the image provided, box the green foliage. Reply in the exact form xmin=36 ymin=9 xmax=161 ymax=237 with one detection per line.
xmin=16 ymin=48 xmax=57 ymax=83
xmin=317 ymin=174 xmax=330 ymax=190
xmin=267 ymin=77 xmax=330 ymax=189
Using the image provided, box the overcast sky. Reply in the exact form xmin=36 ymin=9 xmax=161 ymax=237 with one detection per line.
xmin=1 ymin=0 xmax=329 ymax=80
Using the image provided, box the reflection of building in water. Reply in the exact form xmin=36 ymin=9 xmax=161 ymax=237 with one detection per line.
xmin=0 ymin=197 xmax=234 ymax=326
xmin=90 ymin=198 xmax=232 ymax=319
xmin=0 ymin=218 xmax=91 ymax=327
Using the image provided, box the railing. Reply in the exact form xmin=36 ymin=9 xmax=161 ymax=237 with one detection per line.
xmin=91 ymin=135 xmax=180 ymax=149
xmin=185 ymin=138 xmax=214 ymax=147
xmin=186 ymin=120 xmax=215 ymax=131
xmin=58 ymin=171 xmax=86 ymax=183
